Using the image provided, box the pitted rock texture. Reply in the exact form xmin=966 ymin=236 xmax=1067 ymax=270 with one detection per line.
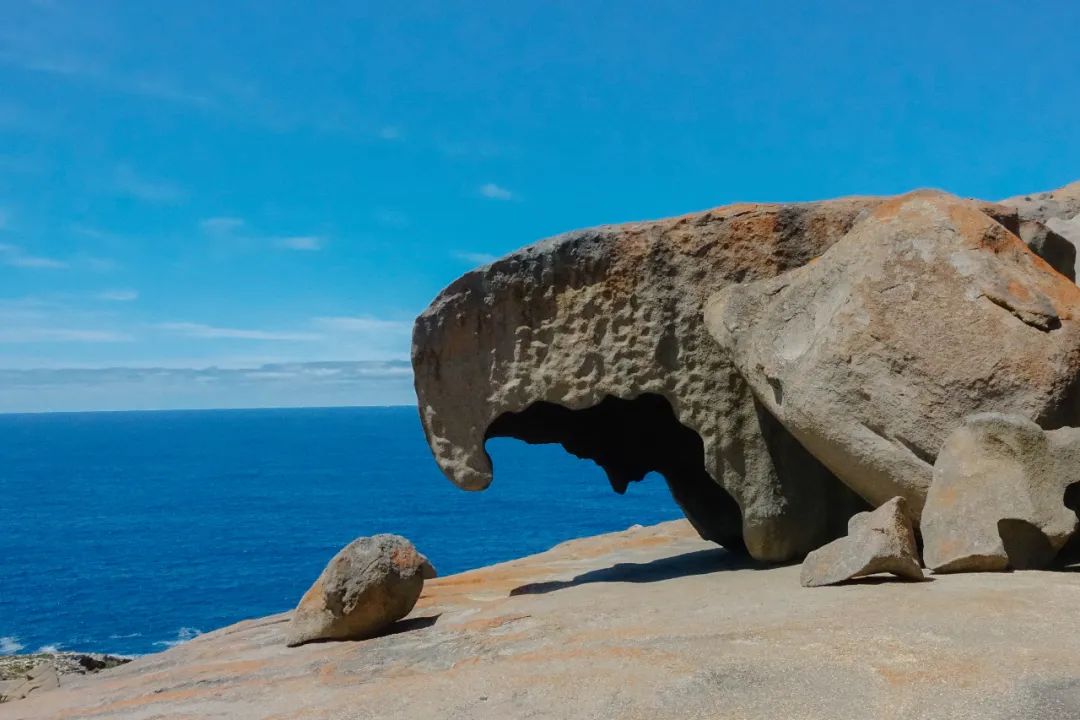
xmin=922 ymin=413 xmax=1080 ymax=573
xmin=286 ymin=535 xmax=436 ymax=647
xmin=706 ymin=191 xmax=1080 ymax=516
xmin=1002 ymin=180 xmax=1080 ymax=281
xmin=414 ymin=197 xmax=891 ymax=562
xmin=800 ymin=496 xmax=923 ymax=587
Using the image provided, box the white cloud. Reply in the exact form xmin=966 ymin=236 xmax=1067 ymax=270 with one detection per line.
xmin=0 ymin=636 xmax=24 ymax=654
xmin=275 ymin=235 xmax=323 ymax=251
xmin=114 ymin=164 xmax=185 ymax=203
xmin=199 ymin=217 xmax=246 ymax=236
xmin=0 ymin=242 xmax=68 ymax=269
xmin=479 ymin=182 xmax=514 ymax=201
xmin=0 ymin=361 xmax=416 ymax=412
xmin=157 ymin=322 xmax=322 ymax=342
xmin=454 ymin=251 xmax=498 ymax=265
xmin=154 ymin=314 xmax=410 ymax=346
xmin=97 ymin=289 xmax=138 ymax=302
xmin=199 ymin=218 xmax=325 ymax=252
xmin=0 ymin=327 xmax=131 ymax=342
xmin=315 ymin=316 xmax=411 ymax=333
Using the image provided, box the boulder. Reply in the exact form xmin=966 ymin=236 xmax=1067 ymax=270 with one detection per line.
xmin=800 ymin=497 xmax=923 ymax=587
xmin=1001 ymin=180 xmax=1080 ymax=281
xmin=922 ymin=413 xmax=1080 ymax=573
xmin=705 ymin=191 xmax=1080 ymax=518
xmin=286 ymin=535 xmax=436 ymax=647
xmin=414 ymin=195 xmax=905 ymax=562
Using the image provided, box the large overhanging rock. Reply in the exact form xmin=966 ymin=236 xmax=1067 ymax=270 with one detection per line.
xmin=413 ymin=199 xmax=882 ymax=561
xmin=705 ymin=191 xmax=1080 ymax=517
xmin=922 ymin=413 xmax=1080 ymax=573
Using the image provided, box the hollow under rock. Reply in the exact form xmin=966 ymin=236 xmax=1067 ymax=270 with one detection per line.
xmin=486 ymin=394 xmax=749 ymax=553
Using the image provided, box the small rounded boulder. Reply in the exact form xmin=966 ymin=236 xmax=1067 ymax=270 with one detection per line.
xmin=286 ymin=534 xmax=436 ymax=647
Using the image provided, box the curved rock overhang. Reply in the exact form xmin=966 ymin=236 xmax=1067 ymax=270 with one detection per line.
xmin=485 ymin=393 xmax=749 ymax=551
xmin=412 ymin=198 xmax=882 ymax=561
xmin=412 ymin=190 xmax=1075 ymax=562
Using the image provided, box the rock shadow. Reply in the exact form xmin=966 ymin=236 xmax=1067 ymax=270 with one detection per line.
xmin=508 ymin=547 xmax=762 ymax=596
xmin=837 ymin=575 xmax=935 ymax=586
xmin=294 ymin=614 xmax=441 ymax=645
xmin=376 ymin=614 xmax=441 ymax=638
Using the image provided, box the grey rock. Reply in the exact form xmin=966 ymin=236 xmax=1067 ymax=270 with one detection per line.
xmin=286 ymin=534 xmax=436 ymax=647
xmin=1001 ymin=181 xmax=1080 ymax=281
xmin=413 ymin=196 xmax=900 ymax=562
xmin=705 ymin=191 xmax=1080 ymax=519
xmin=800 ymin=496 xmax=923 ymax=587
xmin=922 ymin=413 xmax=1080 ymax=573
xmin=0 ymin=663 xmax=58 ymax=703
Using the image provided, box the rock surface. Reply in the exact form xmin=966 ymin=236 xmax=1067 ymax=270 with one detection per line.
xmin=286 ymin=535 xmax=436 ymax=647
xmin=705 ymin=191 xmax=1080 ymax=516
xmin=800 ymin=496 xmax=923 ymax=587
xmin=0 ymin=665 xmax=57 ymax=704
xmin=0 ymin=654 xmax=130 ymax=704
xmin=1002 ymin=180 xmax=1080 ymax=281
xmin=922 ymin=413 xmax=1080 ymax=573
xmin=11 ymin=520 xmax=1080 ymax=720
xmin=415 ymin=195 xmax=905 ymax=562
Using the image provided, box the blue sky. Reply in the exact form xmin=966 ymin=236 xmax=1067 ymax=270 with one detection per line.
xmin=1 ymin=1 xmax=1078 ymax=412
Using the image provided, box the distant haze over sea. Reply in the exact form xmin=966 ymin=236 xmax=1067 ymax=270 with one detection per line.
xmin=0 ymin=406 xmax=680 ymax=655
xmin=0 ymin=361 xmax=415 ymax=413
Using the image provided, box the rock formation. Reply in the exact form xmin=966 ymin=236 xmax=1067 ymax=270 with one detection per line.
xmin=0 ymin=653 xmax=130 ymax=705
xmin=1002 ymin=180 xmax=1080 ymax=281
xmin=922 ymin=413 xmax=1080 ymax=573
xmin=415 ymin=197 xmax=892 ymax=562
xmin=704 ymin=191 xmax=1080 ymax=518
xmin=414 ymin=185 xmax=1080 ymax=563
xmin=287 ymin=535 xmax=436 ymax=647
xmin=800 ymin=496 xmax=923 ymax=587
xmin=18 ymin=520 xmax=1080 ymax=720
xmin=0 ymin=664 xmax=58 ymax=704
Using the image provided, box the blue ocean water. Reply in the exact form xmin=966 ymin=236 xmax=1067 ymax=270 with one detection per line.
xmin=0 ymin=406 xmax=680 ymax=656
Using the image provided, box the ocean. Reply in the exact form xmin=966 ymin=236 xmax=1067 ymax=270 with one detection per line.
xmin=0 ymin=406 xmax=680 ymax=656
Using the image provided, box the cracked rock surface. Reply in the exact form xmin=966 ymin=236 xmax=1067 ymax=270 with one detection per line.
xmin=922 ymin=413 xmax=1080 ymax=573
xmin=705 ymin=191 xmax=1080 ymax=518
xmin=800 ymin=496 xmax=924 ymax=587
xmin=1001 ymin=180 xmax=1080 ymax=281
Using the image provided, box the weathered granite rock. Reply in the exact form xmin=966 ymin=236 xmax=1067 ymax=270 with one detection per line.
xmin=800 ymin=496 xmax=923 ymax=587
xmin=0 ymin=652 xmax=130 ymax=704
xmin=0 ymin=653 xmax=130 ymax=682
xmin=1002 ymin=180 xmax=1080 ymax=281
xmin=286 ymin=535 xmax=436 ymax=647
xmin=0 ymin=663 xmax=58 ymax=703
xmin=705 ymin=191 xmax=1080 ymax=517
xmin=414 ymin=196 xmax=904 ymax=562
xmin=922 ymin=413 xmax=1080 ymax=573
xmin=16 ymin=520 xmax=1080 ymax=720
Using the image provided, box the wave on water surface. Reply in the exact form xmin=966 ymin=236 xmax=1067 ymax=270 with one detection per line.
xmin=0 ymin=637 xmax=24 ymax=655
xmin=154 ymin=627 xmax=204 ymax=649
